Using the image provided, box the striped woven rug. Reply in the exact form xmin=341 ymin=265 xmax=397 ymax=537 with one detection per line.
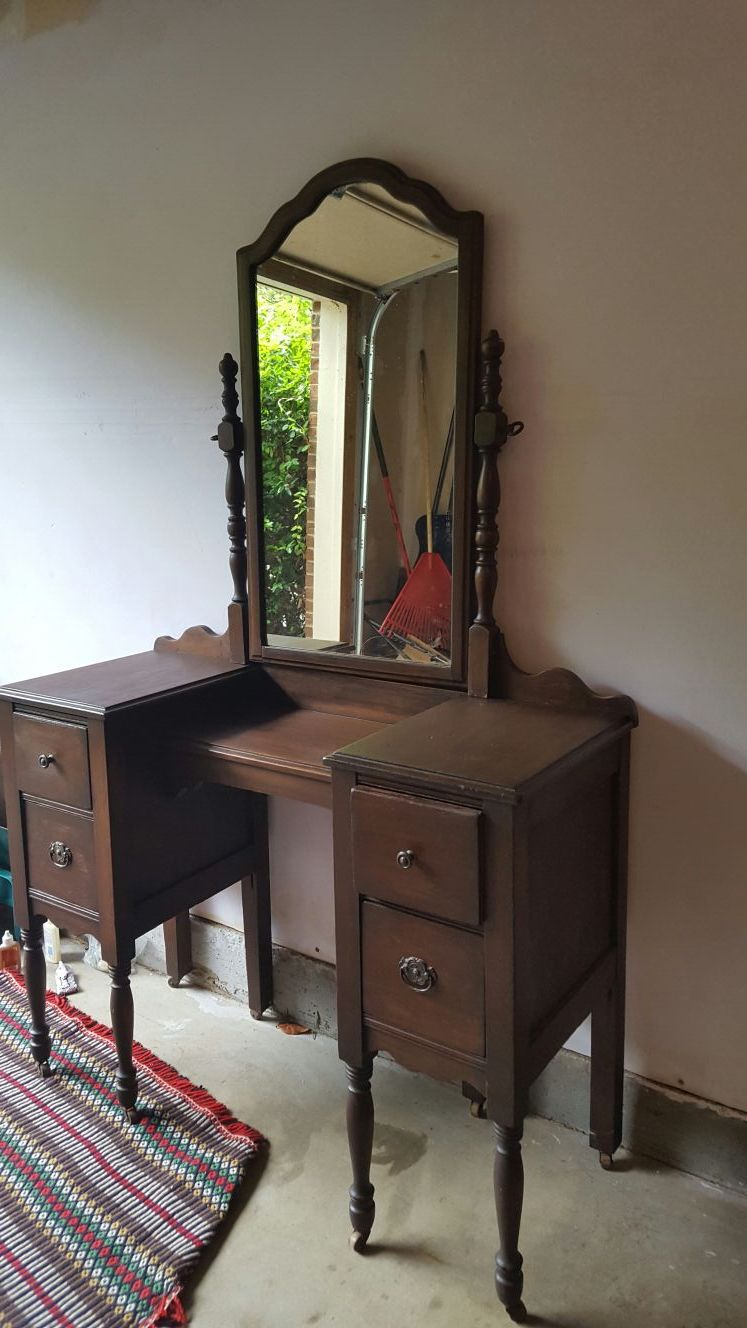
xmin=0 ymin=970 xmax=265 ymax=1328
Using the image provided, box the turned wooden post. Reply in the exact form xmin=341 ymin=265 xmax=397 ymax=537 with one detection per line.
xmin=21 ymin=916 xmax=52 ymax=1077
xmin=213 ymin=352 xmax=250 ymax=664
xmin=109 ymin=958 xmax=139 ymax=1123
xmin=494 ymin=1123 xmax=526 ymax=1323
xmin=468 ymin=330 xmax=523 ymax=698
xmin=346 ymin=1057 xmax=376 ymax=1251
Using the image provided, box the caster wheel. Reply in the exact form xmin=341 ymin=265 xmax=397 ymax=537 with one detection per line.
xmin=38 ymin=1061 xmax=53 ymax=1080
xmin=126 ymin=1108 xmax=141 ymax=1125
xmin=167 ymin=976 xmax=180 ymax=989
xmin=469 ymin=1098 xmax=487 ymax=1119
xmin=599 ymin=1152 xmax=614 ymax=1171
xmin=507 ymin=1300 xmax=527 ymax=1323
xmin=250 ymin=1009 xmax=264 ymax=1022
xmin=349 ymin=1230 xmax=369 ymax=1253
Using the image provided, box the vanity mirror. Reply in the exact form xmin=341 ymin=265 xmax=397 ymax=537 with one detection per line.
xmin=238 ymin=160 xmax=483 ymax=682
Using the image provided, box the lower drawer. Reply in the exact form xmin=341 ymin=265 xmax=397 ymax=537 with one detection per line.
xmin=361 ymin=902 xmax=485 ymax=1057
xmin=24 ymin=799 xmax=98 ymax=918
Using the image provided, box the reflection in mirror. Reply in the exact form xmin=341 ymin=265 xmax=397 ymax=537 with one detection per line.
xmin=257 ymin=184 xmax=458 ymax=666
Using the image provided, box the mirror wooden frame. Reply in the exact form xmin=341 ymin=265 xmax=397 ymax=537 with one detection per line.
xmin=236 ymin=158 xmax=483 ymax=687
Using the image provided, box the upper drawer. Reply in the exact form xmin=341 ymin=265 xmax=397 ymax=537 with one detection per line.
xmin=13 ymin=713 xmax=91 ymax=811
xmin=351 ymin=786 xmax=480 ymax=927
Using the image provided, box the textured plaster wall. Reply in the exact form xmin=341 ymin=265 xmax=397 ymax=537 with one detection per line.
xmin=0 ymin=1 xmax=745 ymax=1111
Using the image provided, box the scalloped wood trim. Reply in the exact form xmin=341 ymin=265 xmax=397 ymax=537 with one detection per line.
xmin=154 ymin=624 xmax=232 ymax=660
xmin=470 ymin=629 xmax=632 ymax=727
xmin=155 ymin=603 xmax=249 ymax=665
xmin=495 ymin=632 xmax=637 ymax=725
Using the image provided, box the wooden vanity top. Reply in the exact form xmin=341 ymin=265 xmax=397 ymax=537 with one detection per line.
xmin=179 ymin=705 xmax=386 ymax=807
xmin=327 ymin=696 xmax=629 ymax=802
xmin=0 ymin=650 xmax=245 ymax=717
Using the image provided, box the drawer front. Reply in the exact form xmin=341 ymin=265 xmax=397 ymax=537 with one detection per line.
xmin=24 ymin=799 xmax=98 ymax=917
xmin=352 ymin=787 xmax=480 ymax=927
xmin=361 ymin=902 xmax=485 ymax=1057
xmin=13 ymin=713 xmax=91 ymax=811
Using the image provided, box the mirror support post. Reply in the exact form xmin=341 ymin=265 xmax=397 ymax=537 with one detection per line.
xmin=215 ymin=353 xmax=251 ymax=665
xmin=467 ymin=331 xmax=523 ymax=699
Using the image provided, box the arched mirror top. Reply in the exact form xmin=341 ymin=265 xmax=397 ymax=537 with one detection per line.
xmin=237 ymin=159 xmax=483 ymax=685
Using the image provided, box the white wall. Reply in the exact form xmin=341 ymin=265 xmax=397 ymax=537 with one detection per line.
xmin=1 ymin=0 xmax=745 ymax=1112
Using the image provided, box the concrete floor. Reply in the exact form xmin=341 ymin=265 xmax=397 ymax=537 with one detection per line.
xmin=64 ymin=957 xmax=746 ymax=1328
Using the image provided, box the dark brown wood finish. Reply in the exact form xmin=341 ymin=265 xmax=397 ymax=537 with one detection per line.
xmin=351 ymin=787 xmax=480 ymax=927
xmin=0 ymin=159 xmax=638 ymax=1321
xmin=242 ymin=795 xmax=273 ymax=1018
xmin=21 ymin=916 xmax=52 ymax=1077
xmin=329 ymin=682 xmax=635 ymax=1318
xmin=0 ymin=663 xmax=264 ymax=1118
xmin=156 ymin=356 xmax=250 ymax=666
xmin=361 ymin=901 xmax=485 ymax=1056
xmin=345 ymin=1056 xmax=376 ymax=1251
xmin=164 ymin=912 xmax=193 ymax=988
xmin=13 ymin=713 xmax=91 ymax=809
xmin=237 ymin=158 xmax=483 ymax=687
xmin=109 ymin=958 xmax=139 ymax=1123
xmin=494 ymin=1124 xmax=526 ymax=1322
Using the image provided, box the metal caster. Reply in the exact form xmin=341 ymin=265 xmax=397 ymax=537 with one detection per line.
xmin=38 ymin=1061 xmax=53 ymax=1080
xmin=167 ymin=976 xmax=181 ymax=989
xmin=349 ymin=1230 xmax=369 ymax=1253
xmin=469 ymin=1097 xmax=487 ymax=1119
xmin=250 ymin=1009 xmax=264 ymax=1022
xmin=126 ymin=1108 xmax=140 ymax=1125
xmin=599 ymin=1152 xmax=614 ymax=1171
xmin=506 ymin=1300 xmax=527 ymax=1323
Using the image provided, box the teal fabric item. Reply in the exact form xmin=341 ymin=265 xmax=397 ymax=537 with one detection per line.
xmin=0 ymin=827 xmax=15 ymax=932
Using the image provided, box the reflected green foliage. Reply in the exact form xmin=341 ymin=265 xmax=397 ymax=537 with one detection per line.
xmin=257 ymin=284 xmax=312 ymax=635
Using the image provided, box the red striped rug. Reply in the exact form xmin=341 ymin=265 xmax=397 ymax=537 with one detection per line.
xmin=0 ymin=970 xmax=266 ymax=1328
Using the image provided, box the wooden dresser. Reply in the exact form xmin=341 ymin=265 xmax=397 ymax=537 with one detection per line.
xmin=329 ymin=697 xmax=632 ymax=1319
xmin=0 ymin=159 xmax=637 ymax=1320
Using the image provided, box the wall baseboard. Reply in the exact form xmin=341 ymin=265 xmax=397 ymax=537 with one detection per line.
xmin=133 ymin=917 xmax=746 ymax=1196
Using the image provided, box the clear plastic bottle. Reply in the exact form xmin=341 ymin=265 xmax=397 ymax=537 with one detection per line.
xmin=43 ymin=920 xmax=61 ymax=964
xmin=0 ymin=930 xmax=20 ymax=971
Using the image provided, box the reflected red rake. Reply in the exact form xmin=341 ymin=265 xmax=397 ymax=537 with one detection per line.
xmin=380 ymin=549 xmax=451 ymax=650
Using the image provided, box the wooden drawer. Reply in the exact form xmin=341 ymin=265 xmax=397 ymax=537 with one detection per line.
xmin=352 ymin=787 xmax=480 ymax=927
xmin=24 ymin=799 xmax=98 ymax=917
xmin=361 ymin=902 xmax=485 ymax=1057
xmin=13 ymin=713 xmax=91 ymax=811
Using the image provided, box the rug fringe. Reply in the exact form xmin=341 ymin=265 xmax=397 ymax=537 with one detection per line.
xmin=144 ymin=1287 xmax=188 ymax=1327
xmin=7 ymin=971 xmax=266 ymax=1148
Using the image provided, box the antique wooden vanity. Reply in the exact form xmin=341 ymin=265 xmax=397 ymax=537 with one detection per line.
xmin=0 ymin=160 xmax=636 ymax=1321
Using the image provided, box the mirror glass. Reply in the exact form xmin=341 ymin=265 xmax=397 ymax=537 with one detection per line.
xmin=256 ymin=183 xmax=458 ymax=665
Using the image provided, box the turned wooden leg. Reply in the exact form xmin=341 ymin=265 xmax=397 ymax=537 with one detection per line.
xmin=494 ymin=1124 xmax=526 ymax=1323
xmin=590 ymin=977 xmax=624 ymax=1169
xmin=21 ymin=917 xmax=52 ymax=1078
xmin=109 ymin=959 xmax=139 ymax=1123
xmin=163 ymin=912 xmax=193 ymax=988
xmin=346 ymin=1057 xmax=376 ymax=1252
xmin=242 ymin=795 xmax=273 ymax=1020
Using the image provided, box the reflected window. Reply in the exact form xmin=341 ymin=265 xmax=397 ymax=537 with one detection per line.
xmin=255 ymin=184 xmax=459 ymax=665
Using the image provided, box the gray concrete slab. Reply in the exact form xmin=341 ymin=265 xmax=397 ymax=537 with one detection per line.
xmin=58 ymin=954 xmax=747 ymax=1328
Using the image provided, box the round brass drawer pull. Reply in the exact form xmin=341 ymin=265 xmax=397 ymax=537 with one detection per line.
xmin=396 ymin=849 xmax=415 ymax=870
xmin=49 ymin=842 xmax=73 ymax=870
xmin=399 ymin=955 xmax=437 ymax=992
xmin=38 ymin=754 xmax=55 ymax=769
